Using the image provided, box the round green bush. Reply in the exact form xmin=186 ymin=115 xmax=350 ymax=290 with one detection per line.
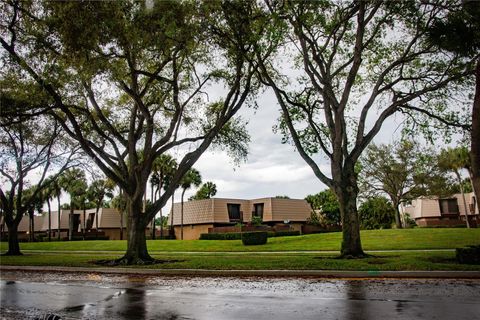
xmin=241 ymin=231 xmax=268 ymax=245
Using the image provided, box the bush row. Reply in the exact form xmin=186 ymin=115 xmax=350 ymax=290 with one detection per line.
xmin=199 ymin=230 xmax=300 ymax=240
xmin=456 ymin=245 xmax=480 ymax=265
xmin=242 ymin=232 xmax=268 ymax=245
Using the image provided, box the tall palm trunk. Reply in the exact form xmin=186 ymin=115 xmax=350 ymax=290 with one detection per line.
xmin=181 ymin=188 xmax=186 ymax=240
xmin=169 ymin=192 xmax=175 ymax=239
xmin=95 ymin=205 xmax=100 ymax=240
xmin=47 ymin=199 xmax=51 ymax=241
xmin=57 ymin=195 xmax=61 ymax=240
xmin=151 ymin=182 xmax=155 ymax=240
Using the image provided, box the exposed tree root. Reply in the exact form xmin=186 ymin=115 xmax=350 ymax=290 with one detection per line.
xmin=336 ymin=252 xmax=375 ymax=259
xmin=93 ymin=256 xmax=184 ymax=266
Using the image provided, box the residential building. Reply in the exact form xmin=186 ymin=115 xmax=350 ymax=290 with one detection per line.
xmin=401 ymin=192 xmax=479 ymax=227
xmin=169 ymin=197 xmax=312 ymax=240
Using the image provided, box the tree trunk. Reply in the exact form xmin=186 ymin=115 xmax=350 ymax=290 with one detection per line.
xmin=151 ymin=182 xmax=155 ymax=240
xmin=169 ymin=192 xmax=175 ymax=239
xmin=470 ymin=58 xmax=480 ymax=216
xmin=57 ymin=196 xmax=61 ymax=240
xmin=95 ymin=206 xmax=100 ymax=240
xmin=334 ymin=170 xmax=365 ymax=258
xmin=393 ymin=198 xmax=402 ymax=229
xmin=120 ymin=210 xmax=124 ymax=241
xmin=456 ymin=171 xmax=471 ymax=228
xmin=4 ymin=221 xmax=22 ymax=255
xmin=82 ymin=203 xmax=86 ymax=240
xmin=29 ymin=209 xmax=34 ymax=242
xmin=47 ymin=199 xmax=51 ymax=241
xmin=68 ymin=200 xmax=74 ymax=241
xmin=159 ymin=207 xmax=163 ymax=239
xmin=118 ymin=198 xmax=153 ymax=264
xmin=181 ymin=189 xmax=186 ymax=240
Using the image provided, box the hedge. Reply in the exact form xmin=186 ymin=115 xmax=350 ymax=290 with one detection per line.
xmin=199 ymin=230 xmax=300 ymax=240
xmin=456 ymin=245 xmax=480 ymax=265
xmin=241 ymin=231 xmax=268 ymax=245
xmin=199 ymin=233 xmax=242 ymax=240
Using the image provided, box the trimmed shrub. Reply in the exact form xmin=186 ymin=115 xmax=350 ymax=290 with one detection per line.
xmin=200 ymin=230 xmax=300 ymax=240
xmin=269 ymin=231 xmax=300 ymax=237
xmin=199 ymin=233 xmax=242 ymax=240
xmin=241 ymin=231 xmax=268 ymax=245
xmin=456 ymin=245 xmax=480 ymax=265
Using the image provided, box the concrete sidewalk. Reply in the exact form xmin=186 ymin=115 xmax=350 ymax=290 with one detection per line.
xmin=13 ymin=248 xmax=456 ymax=255
xmin=1 ymin=265 xmax=479 ymax=279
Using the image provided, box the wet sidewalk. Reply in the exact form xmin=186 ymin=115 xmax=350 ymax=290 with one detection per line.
xmin=2 ymin=265 xmax=480 ymax=279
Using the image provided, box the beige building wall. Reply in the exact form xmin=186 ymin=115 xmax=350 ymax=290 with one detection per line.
xmin=18 ymin=215 xmax=45 ymax=232
xmin=92 ymin=208 xmax=124 ymax=229
xmin=250 ymin=198 xmax=273 ymax=221
xmin=42 ymin=210 xmax=77 ymax=231
xmin=402 ymin=192 xmax=479 ymax=222
xmin=170 ymin=199 xmax=215 ymax=225
xmin=212 ymin=198 xmax=251 ymax=223
xmin=270 ymin=198 xmax=311 ymax=222
xmin=170 ymin=197 xmax=312 ymax=226
xmin=102 ymin=228 xmax=126 ymax=241
xmin=173 ymin=224 xmax=213 ymax=240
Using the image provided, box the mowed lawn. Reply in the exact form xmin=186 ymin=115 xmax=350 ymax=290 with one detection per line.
xmin=1 ymin=229 xmax=479 ymax=271
xmin=1 ymin=228 xmax=479 ymax=252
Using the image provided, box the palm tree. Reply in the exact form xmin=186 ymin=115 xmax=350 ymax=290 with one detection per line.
xmin=151 ymin=155 xmax=177 ymax=239
xmin=438 ymin=147 xmax=472 ymax=228
xmin=50 ymin=177 xmax=63 ymax=240
xmin=189 ymin=181 xmax=217 ymax=200
xmin=111 ymin=192 xmax=127 ymax=240
xmin=59 ymin=168 xmax=87 ymax=240
xmin=179 ymin=168 xmax=202 ymax=240
xmin=42 ymin=178 xmax=55 ymax=241
xmin=87 ymin=178 xmax=115 ymax=239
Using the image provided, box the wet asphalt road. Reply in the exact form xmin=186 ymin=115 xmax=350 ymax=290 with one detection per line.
xmin=1 ymin=271 xmax=479 ymax=320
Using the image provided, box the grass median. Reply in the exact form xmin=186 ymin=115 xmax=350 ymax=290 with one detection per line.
xmin=1 ymin=228 xmax=479 ymax=271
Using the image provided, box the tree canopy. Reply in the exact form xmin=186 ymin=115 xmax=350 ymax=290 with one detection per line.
xmin=1 ymin=0 xmax=265 ymax=263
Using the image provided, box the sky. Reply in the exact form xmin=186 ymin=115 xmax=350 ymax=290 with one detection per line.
xmin=191 ymin=92 xmax=327 ymax=201
xmin=185 ymin=89 xmax=407 ymax=202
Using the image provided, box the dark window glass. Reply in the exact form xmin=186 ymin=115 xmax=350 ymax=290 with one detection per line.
xmin=227 ymin=204 xmax=241 ymax=222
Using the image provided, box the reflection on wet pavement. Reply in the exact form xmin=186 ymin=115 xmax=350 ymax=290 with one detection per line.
xmin=1 ymin=271 xmax=479 ymax=320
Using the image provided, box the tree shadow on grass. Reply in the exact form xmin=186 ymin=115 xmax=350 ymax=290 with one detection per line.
xmin=91 ymin=259 xmax=185 ymax=267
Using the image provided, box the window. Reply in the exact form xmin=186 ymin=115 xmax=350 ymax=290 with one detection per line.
xmin=253 ymin=203 xmax=264 ymax=219
xmin=439 ymin=199 xmax=459 ymax=215
xmin=227 ymin=204 xmax=241 ymax=222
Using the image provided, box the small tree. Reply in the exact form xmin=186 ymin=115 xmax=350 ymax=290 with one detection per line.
xmin=305 ymin=190 xmax=341 ymax=228
xmin=438 ymin=147 xmax=472 ymax=228
xmin=0 ymin=112 xmax=77 ymax=254
xmin=359 ymin=141 xmax=453 ymax=228
xmin=358 ymin=197 xmax=395 ymax=230
xmin=59 ymin=168 xmax=87 ymax=240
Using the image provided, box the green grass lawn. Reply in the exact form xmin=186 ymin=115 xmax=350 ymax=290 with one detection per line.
xmin=1 ymin=251 xmax=480 ymax=271
xmin=1 ymin=228 xmax=479 ymax=271
xmin=2 ymin=228 xmax=479 ymax=252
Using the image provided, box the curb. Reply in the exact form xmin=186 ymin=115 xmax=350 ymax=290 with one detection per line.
xmin=2 ymin=265 xmax=480 ymax=279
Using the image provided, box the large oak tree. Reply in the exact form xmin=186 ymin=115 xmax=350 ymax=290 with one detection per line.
xmin=254 ymin=0 xmax=475 ymax=257
xmin=1 ymin=1 xmax=264 ymax=263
